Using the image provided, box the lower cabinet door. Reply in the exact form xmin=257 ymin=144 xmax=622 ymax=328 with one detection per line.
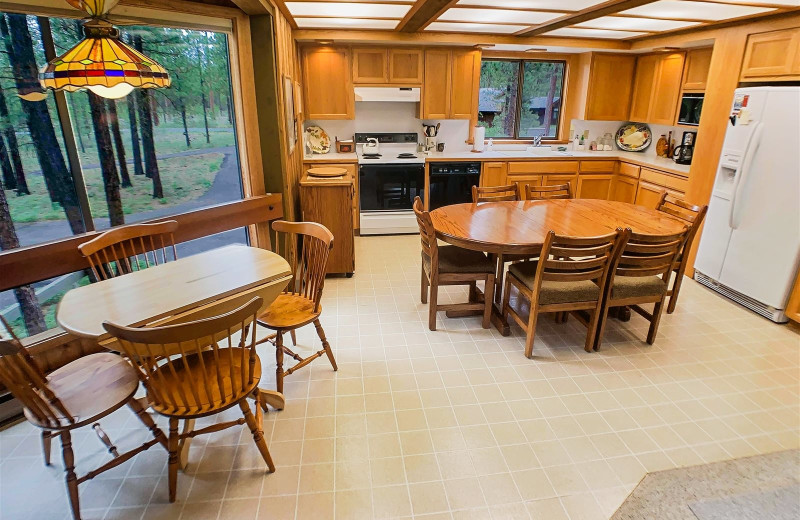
xmin=481 ymin=162 xmax=508 ymax=187
xmin=634 ymin=181 xmax=665 ymax=208
xmin=509 ymin=175 xmax=542 ymax=199
xmin=577 ymin=174 xmax=612 ymax=200
xmin=611 ymin=176 xmax=637 ymax=203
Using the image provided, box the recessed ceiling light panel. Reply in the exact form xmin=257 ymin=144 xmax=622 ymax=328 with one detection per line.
xmin=294 ymin=17 xmax=399 ymax=29
xmin=439 ymin=7 xmax=563 ymax=24
xmin=620 ymin=0 xmax=774 ymax=21
xmin=425 ymin=22 xmax=531 ymax=34
xmin=286 ymin=2 xmax=411 ymax=18
xmin=576 ymin=16 xmax=701 ymax=31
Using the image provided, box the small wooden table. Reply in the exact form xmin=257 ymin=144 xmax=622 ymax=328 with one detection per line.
xmin=429 ymin=199 xmax=686 ymax=334
xmin=56 ymin=245 xmax=292 ymax=466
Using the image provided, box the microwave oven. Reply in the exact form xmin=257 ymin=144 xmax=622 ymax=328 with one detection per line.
xmin=678 ymin=93 xmax=704 ymax=126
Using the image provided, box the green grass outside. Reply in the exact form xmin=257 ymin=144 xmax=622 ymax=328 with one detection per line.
xmin=6 ymin=153 xmax=224 ymax=223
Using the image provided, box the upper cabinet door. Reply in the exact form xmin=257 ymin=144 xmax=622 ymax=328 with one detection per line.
xmin=629 ymin=54 xmax=659 ymax=123
xmin=353 ymin=48 xmax=388 ymax=84
xmin=682 ymin=47 xmax=712 ymax=91
xmin=741 ymin=28 xmax=800 ymax=81
xmin=649 ymin=52 xmax=685 ymax=125
xmin=389 ymin=49 xmax=423 ymax=84
xmin=450 ymin=49 xmax=481 ymax=119
xmin=303 ymin=47 xmax=354 ymax=119
xmin=585 ymin=54 xmax=636 ymax=121
xmin=422 ymin=49 xmax=451 ymax=119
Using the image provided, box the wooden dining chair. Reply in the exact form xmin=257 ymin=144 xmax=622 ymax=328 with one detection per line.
xmin=0 ymin=318 xmax=168 ymax=520
xmin=525 ymin=182 xmax=573 ymax=200
xmin=594 ymin=228 xmax=688 ymax=350
xmin=414 ymin=197 xmax=495 ymax=331
xmin=472 ymin=183 xmax=530 ymax=305
xmin=471 ymin=184 xmax=521 ymax=203
xmin=103 ymin=297 xmax=275 ymax=503
xmin=254 ymin=220 xmax=338 ymax=394
xmin=78 ymin=220 xmax=179 ymax=280
xmin=656 ymin=192 xmax=708 ymax=314
xmin=502 ymin=230 xmax=624 ymax=357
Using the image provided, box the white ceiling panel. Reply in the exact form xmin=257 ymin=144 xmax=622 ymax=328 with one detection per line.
xmin=456 ymin=0 xmax=604 ymax=10
xmin=544 ymin=27 xmax=648 ymax=38
xmin=620 ymin=1 xmax=775 ymax=21
xmin=286 ymin=2 xmax=411 ymax=18
xmin=576 ymin=16 xmax=701 ymax=31
xmin=438 ymin=7 xmax=563 ymax=24
xmin=294 ymin=17 xmax=399 ymax=29
xmin=425 ymin=22 xmax=531 ymax=34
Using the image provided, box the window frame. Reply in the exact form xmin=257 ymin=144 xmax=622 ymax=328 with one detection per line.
xmin=478 ymin=57 xmax=568 ymax=142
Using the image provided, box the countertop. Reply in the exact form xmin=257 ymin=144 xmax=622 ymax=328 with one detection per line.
xmin=304 ymin=149 xmax=691 ymax=177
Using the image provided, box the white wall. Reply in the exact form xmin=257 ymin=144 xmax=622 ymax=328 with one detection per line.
xmin=569 ymin=119 xmax=693 ymax=160
xmin=304 ymin=102 xmax=472 ymax=152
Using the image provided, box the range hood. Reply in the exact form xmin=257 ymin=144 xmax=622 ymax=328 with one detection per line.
xmin=354 ymin=87 xmax=420 ymax=103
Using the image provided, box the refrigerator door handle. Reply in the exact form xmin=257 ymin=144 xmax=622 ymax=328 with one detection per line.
xmin=728 ymin=122 xmax=764 ymax=230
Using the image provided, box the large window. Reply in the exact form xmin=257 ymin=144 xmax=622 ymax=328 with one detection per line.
xmin=0 ymin=13 xmax=246 ymax=339
xmin=478 ymin=59 xmax=566 ymax=140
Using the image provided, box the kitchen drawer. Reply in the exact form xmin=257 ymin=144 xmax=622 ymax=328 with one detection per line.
xmin=579 ymin=160 xmax=616 ymax=173
xmin=618 ymin=162 xmax=640 ymax=179
xmin=664 ymin=174 xmax=688 ymax=193
xmin=640 ymin=168 xmax=666 ymax=186
xmin=508 ymin=161 xmax=578 ymax=174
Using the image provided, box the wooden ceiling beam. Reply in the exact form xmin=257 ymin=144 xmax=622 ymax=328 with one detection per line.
xmin=227 ymin=0 xmax=274 ymax=15
xmin=515 ymin=0 xmax=660 ymax=37
xmin=293 ymin=29 xmax=632 ymax=50
xmin=397 ymin=0 xmax=459 ymax=33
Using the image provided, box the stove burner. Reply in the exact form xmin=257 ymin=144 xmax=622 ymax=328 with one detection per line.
xmin=362 ymin=153 xmax=382 ymax=159
xmin=397 ymin=153 xmax=417 ymax=159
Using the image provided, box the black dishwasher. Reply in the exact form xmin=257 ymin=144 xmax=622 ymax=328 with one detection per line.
xmin=428 ymin=162 xmax=482 ymax=210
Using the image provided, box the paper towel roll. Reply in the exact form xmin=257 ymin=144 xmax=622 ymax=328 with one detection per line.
xmin=473 ymin=126 xmax=485 ymax=152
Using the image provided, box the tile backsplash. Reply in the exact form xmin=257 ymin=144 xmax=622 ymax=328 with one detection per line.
xmin=304 ymin=102 xmax=471 ymax=152
xmin=569 ymin=119 xmax=693 ymax=160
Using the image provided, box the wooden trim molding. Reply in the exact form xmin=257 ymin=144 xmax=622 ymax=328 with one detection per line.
xmin=0 ymin=195 xmax=284 ymax=292
xmin=397 ymin=0 xmax=459 ymax=33
xmin=515 ymin=0 xmax=660 ymax=37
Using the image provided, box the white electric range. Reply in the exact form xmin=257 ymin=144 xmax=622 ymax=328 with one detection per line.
xmin=356 ymin=133 xmax=425 ymax=235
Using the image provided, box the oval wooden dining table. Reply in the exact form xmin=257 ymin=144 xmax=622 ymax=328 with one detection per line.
xmin=429 ymin=199 xmax=687 ymax=334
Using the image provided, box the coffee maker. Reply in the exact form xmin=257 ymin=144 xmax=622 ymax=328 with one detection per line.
xmin=672 ymin=131 xmax=697 ymax=165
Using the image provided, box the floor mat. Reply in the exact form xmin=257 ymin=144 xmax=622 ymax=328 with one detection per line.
xmin=689 ymin=485 xmax=799 ymax=520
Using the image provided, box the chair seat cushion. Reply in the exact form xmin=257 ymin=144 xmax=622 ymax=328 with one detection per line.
xmin=26 ymin=352 xmax=139 ymax=428
xmin=424 ymin=245 xmax=494 ymax=274
xmin=149 ymin=348 xmax=261 ymax=417
xmin=258 ymin=293 xmax=320 ymax=330
xmin=612 ymin=275 xmax=666 ymax=299
xmin=509 ymin=262 xmax=601 ymax=305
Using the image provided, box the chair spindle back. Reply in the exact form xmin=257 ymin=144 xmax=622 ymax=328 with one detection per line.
xmin=525 ymin=183 xmax=573 ymax=200
xmin=79 ymin=220 xmax=179 ymax=281
xmin=472 ymin=184 xmax=521 ymax=203
xmin=0 ymin=317 xmax=73 ymax=428
xmin=611 ymin=229 xmax=688 ymax=281
xmin=656 ymin=193 xmax=708 ymax=252
xmin=532 ymin=230 xmax=623 ymax=290
xmin=271 ymin=220 xmax=334 ymax=312
xmin=102 ymin=297 xmax=263 ymax=416
xmin=413 ymin=196 xmax=439 ymax=265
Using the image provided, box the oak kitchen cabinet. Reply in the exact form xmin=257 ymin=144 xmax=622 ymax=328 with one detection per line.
xmin=584 ymin=54 xmax=636 ymax=121
xmin=480 ymin=162 xmax=507 ymax=187
xmin=610 ymin=162 xmax=640 ymax=204
xmin=353 ymin=47 xmax=424 ymax=84
xmin=304 ymin=162 xmax=359 ymax=230
xmin=421 ymin=48 xmax=481 ymax=119
xmin=302 ymin=46 xmax=354 ymax=119
xmin=300 ymin=174 xmax=355 ymax=276
xmin=634 ymin=167 xmax=687 ymax=208
xmin=507 ymin=161 xmax=578 ymax=199
xmin=740 ymin=28 xmax=800 ymax=82
xmin=682 ymin=47 xmax=713 ymax=91
xmin=576 ymin=160 xmax=614 ymax=200
xmin=629 ymin=52 xmax=686 ymax=125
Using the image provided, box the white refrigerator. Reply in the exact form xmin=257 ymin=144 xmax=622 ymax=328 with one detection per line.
xmin=694 ymin=86 xmax=800 ymax=322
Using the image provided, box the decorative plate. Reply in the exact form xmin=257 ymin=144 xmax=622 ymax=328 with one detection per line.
xmin=305 ymin=125 xmax=331 ymax=154
xmin=615 ymin=122 xmax=652 ymax=152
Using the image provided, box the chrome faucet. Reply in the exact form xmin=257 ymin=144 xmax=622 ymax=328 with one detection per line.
xmin=532 ymin=134 xmax=543 ymax=147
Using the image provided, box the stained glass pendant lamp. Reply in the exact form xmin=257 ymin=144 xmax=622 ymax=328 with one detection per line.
xmin=39 ymin=0 xmax=170 ymax=99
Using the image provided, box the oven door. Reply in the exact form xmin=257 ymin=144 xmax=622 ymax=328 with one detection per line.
xmin=359 ymin=164 xmax=425 ymax=211
xmin=429 ymin=172 xmax=481 ymax=210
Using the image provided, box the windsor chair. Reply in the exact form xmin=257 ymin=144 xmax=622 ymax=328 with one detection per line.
xmin=525 ymin=182 xmax=573 ymax=200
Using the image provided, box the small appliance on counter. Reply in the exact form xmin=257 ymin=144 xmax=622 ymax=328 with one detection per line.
xmin=335 ymin=137 xmax=354 ymax=153
xmin=422 ymin=123 xmax=440 ymax=153
xmin=672 ymin=131 xmax=696 ymax=165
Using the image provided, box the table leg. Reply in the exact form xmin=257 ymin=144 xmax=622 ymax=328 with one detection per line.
xmin=444 ymin=284 xmax=511 ymax=336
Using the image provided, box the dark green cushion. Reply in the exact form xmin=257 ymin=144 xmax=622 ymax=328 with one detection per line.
xmin=424 ymin=245 xmax=494 ymax=274
xmin=509 ymin=262 xmax=600 ymax=305
xmin=612 ymin=276 xmax=666 ymax=299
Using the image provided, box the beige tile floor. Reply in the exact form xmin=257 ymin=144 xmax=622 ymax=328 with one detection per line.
xmin=1 ymin=235 xmax=799 ymax=520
